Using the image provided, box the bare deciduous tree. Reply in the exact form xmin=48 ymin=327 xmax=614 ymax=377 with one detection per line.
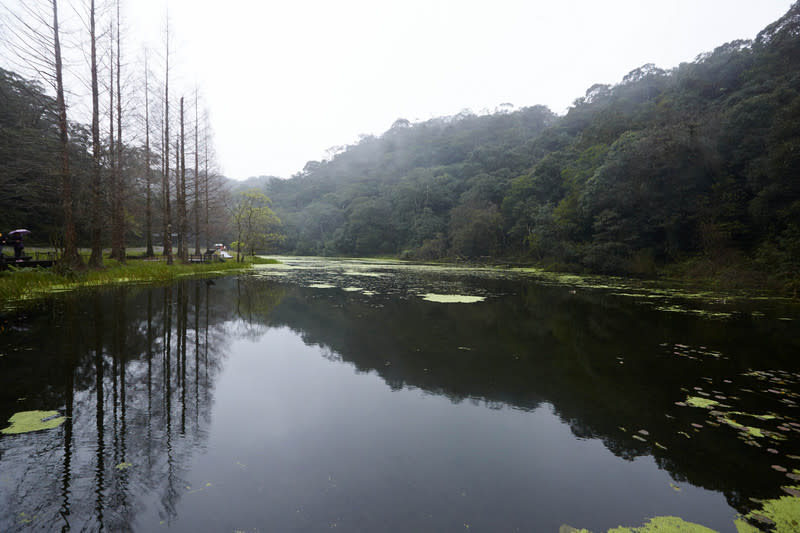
xmin=88 ymin=0 xmax=103 ymax=268
xmin=194 ymin=88 xmax=200 ymax=255
xmin=162 ymin=17 xmax=173 ymax=265
xmin=109 ymin=0 xmax=125 ymax=262
xmin=3 ymin=0 xmax=82 ymax=267
xmin=144 ymin=50 xmax=154 ymax=257
xmin=178 ymin=95 xmax=187 ymax=262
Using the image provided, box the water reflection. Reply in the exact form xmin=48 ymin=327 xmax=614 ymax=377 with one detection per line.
xmin=253 ymin=276 xmax=800 ymax=513
xmin=0 ymin=282 xmax=232 ymax=531
xmin=0 ymin=269 xmax=798 ymax=531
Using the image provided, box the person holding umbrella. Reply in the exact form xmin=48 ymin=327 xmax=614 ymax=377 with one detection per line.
xmin=8 ymin=229 xmax=31 ymax=260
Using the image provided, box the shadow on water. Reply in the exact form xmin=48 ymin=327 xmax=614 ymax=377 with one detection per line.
xmin=0 ymin=262 xmax=798 ymax=531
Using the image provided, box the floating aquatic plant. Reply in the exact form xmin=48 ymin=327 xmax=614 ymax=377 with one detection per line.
xmin=420 ymin=293 xmax=486 ymax=304
xmin=741 ymin=486 xmax=800 ymax=532
xmin=1 ymin=410 xmax=65 ymax=435
xmin=564 ymin=493 xmax=800 ymax=533
xmin=685 ymin=396 xmax=720 ymax=409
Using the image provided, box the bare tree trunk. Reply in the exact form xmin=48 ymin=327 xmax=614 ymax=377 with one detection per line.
xmin=110 ymin=0 xmax=125 ymax=262
xmin=88 ymin=0 xmax=103 ymax=268
xmin=194 ymin=89 xmax=200 ymax=255
xmin=52 ymin=0 xmax=81 ymax=268
xmin=175 ymin=135 xmax=181 ymax=260
xmin=204 ymin=117 xmax=210 ymax=251
xmin=162 ymin=21 xmax=173 ymax=265
xmin=144 ymin=51 xmax=154 ymax=257
xmin=108 ymin=19 xmax=116 ymax=257
xmin=178 ymin=96 xmax=187 ymax=262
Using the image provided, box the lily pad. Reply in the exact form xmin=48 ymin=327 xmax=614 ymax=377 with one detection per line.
xmin=686 ymin=396 xmax=720 ymax=409
xmin=1 ymin=410 xmax=65 ymax=435
xmin=421 ymin=293 xmax=486 ymax=304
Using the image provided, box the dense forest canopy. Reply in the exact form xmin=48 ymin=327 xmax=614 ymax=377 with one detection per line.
xmin=256 ymin=2 xmax=799 ymax=288
xmin=0 ymin=2 xmax=798 ymax=288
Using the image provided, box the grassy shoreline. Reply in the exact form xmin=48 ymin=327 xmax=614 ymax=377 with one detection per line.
xmin=0 ymin=256 xmax=278 ymax=304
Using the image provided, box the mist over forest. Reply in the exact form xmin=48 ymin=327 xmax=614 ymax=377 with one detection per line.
xmin=1 ymin=2 xmax=798 ymax=289
xmin=250 ymin=2 xmax=798 ymax=288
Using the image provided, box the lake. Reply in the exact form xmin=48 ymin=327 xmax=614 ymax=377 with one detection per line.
xmin=1 ymin=257 xmax=799 ymax=532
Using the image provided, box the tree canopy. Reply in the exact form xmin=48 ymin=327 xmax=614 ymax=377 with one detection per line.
xmin=261 ymin=2 xmax=800 ymax=290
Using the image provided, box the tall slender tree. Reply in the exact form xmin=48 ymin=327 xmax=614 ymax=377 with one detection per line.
xmin=194 ymin=89 xmax=201 ymax=255
xmin=88 ymin=0 xmax=103 ymax=268
xmin=175 ymin=133 xmax=181 ymax=259
xmin=144 ymin=50 xmax=154 ymax=257
xmin=52 ymin=0 xmax=82 ymax=268
xmin=178 ymin=96 xmax=187 ymax=262
xmin=203 ymin=113 xmax=210 ymax=250
xmin=108 ymin=19 xmax=116 ymax=256
xmin=110 ymin=0 xmax=125 ymax=262
xmin=162 ymin=17 xmax=173 ymax=265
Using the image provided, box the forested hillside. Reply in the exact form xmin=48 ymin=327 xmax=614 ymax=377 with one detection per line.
xmin=266 ymin=3 xmax=800 ymax=288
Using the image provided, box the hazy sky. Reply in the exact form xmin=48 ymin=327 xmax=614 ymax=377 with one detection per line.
xmin=16 ymin=1 xmax=798 ymax=180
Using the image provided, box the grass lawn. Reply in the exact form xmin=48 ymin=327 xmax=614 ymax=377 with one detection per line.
xmin=0 ymin=250 xmax=279 ymax=303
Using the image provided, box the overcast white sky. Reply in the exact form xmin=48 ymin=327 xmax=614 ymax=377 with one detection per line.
xmin=5 ymin=1 xmax=796 ymax=180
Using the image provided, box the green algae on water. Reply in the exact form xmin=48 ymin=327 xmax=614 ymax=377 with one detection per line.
xmin=421 ymin=293 xmax=486 ymax=304
xmin=1 ymin=410 xmax=65 ymax=435
xmin=685 ymin=396 xmax=720 ymax=409
xmin=742 ymin=486 xmax=800 ymax=533
xmin=607 ymin=516 xmax=720 ymax=532
xmin=733 ymin=519 xmax=761 ymax=533
xmin=565 ymin=490 xmax=800 ymax=533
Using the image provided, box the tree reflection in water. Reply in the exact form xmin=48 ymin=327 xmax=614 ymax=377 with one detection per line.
xmin=0 ymin=269 xmax=798 ymax=531
xmin=0 ymin=280 xmax=235 ymax=532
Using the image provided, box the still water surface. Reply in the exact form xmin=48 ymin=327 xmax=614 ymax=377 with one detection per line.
xmin=1 ymin=258 xmax=799 ymax=532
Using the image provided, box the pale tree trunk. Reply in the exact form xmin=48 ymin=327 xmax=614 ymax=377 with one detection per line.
xmin=194 ymin=89 xmax=201 ymax=255
xmin=144 ymin=51 xmax=154 ymax=257
xmin=175 ymin=135 xmax=181 ymax=260
xmin=52 ymin=0 xmax=82 ymax=268
xmin=88 ymin=0 xmax=103 ymax=267
xmin=162 ymin=20 xmax=173 ymax=265
xmin=204 ymin=116 xmax=210 ymax=250
xmin=178 ymin=96 xmax=188 ymax=262
xmin=110 ymin=0 xmax=125 ymax=262
xmin=108 ymin=19 xmax=116 ymax=258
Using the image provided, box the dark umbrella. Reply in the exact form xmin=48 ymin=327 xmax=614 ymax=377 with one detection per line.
xmin=8 ymin=229 xmax=31 ymax=236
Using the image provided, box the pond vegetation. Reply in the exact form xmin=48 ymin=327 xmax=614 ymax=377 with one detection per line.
xmin=4 ymin=257 xmax=795 ymax=531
